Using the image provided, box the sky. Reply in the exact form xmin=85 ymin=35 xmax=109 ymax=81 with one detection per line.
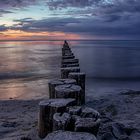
xmin=0 ymin=0 xmax=140 ymax=40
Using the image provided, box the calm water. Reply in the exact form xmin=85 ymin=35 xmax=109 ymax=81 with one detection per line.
xmin=71 ymin=40 xmax=140 ymax=79
xmin=0 ymin=40 xmax=140 ymax=100
xmin=0 ymin=41 xmax=62 ymax=99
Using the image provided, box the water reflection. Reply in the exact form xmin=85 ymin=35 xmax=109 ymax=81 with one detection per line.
xmin=0 ymin=40 xmax=140 ymax=100
xmin=0 ymin=41 xmax=62 ymax=99
xmin=72 ymin=40 xmax=140 ymax=79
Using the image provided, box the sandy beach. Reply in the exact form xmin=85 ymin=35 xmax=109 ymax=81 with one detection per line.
xmin=0 ymin=90 xmax=140 ymax=140
xmin=0 ymin=99 xmax=40 ymax=140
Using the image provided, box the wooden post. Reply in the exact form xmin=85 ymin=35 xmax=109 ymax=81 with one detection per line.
xmin=61 ymin=67 xmax=80 ymax=79
xmin=44 ymin=131 xmax=97 ymax=140
xmin=61 ymin=63 xmax=79 ymax=68
xmin=62 ymin=59 xmax=79 ymax=65
xmin=62 ymin=50 xmax=72 ymax=56
xmin=67 ymin=106 xmax=82 ymax=115
xmin=55 ymin=84 xmax=83 ymax=105
xmin=53 ymin=113 xmax=71 ymax=131
xmin=62 ymin=55 xmax=75 ymax=60
xmin=62 ymin=48 xmax=72 ymax=56
xmin=38 ymin=98 xmax=76 ymax=138
xmin=48 ymin=79 xmax=76 ymax=98
xmin=63 ymin=52 xmax=74 ymax=57
xmin=68 ymin=72 xmax=86 ymax=104
xmin=62 ymin=48 xmax=71 ymax=51
xmin=63 ymin=40 xmax=69 ymax=48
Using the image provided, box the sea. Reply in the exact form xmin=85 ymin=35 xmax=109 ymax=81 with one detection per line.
xmin=0 ymin=40 xmax=140 ymax=100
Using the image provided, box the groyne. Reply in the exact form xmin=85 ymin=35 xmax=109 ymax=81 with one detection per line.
xmin=38 ymin=41 xmax=100 ymax=140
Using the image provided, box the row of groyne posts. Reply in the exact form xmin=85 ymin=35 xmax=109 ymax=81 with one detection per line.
xmin=38 ymin=41 xmax=100 ymax=140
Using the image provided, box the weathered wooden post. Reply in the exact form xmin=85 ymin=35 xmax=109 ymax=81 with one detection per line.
xmin=37 ymin=40 xmax=102 ymax=140
xmin=62 ymin=59 xmax=79 ymax=65
xmin=61 ymin=63 xmax=79 ymax=68
xmin=61 ymin=67 xmax=80 ymax=79
xmin=62 ymin=47 xmax=72 ymax=56
xmin=55 ymin=84 xmax=83 ymax=105
xmin=62 ymin=50 xmax=72 ymax=56
xmin=67 ymin=106 xmax=82 ymax=116
xmin=68 ymin=72 xmax=85 ymax=91
xmin=68 ymin=72 xmax=86 ymax=104
xmin=48 ymin=79 xmax=76 ymax=98
xmin=63 ymin=40 xmax=69 ymax=48
xmin=62 ymin=47 xmax=71 ymax=51
xmin=44 ymin=131 xmax=97 ymax=140
xmin=38 ymin=98 xmax=76 ymax=138
xmin=53 ymin=113 xmax=71 ymax=131
xmin=62 ymin=55 xmax=75 ymax=60
xmin=63 ymin=52 xmax=74 ymax=57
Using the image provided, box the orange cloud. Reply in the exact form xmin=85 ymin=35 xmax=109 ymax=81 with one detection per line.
xmin=0 ymin=29 xmax=81 ymax=40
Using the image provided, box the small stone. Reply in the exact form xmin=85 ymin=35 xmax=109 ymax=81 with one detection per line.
xmin=81 ymin=107 xmax=100 ymax=119
xmin=75 ymin=118 xmax=101 ymax=136
xmin=97 ymin=122 xmax=130 ymax=140
xmin=111 ymin=123 xmax=127 ymax=139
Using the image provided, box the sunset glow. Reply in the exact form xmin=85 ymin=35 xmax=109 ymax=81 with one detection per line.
xmin=0 ymin=0 xmax=140 ymax=40
xmin=0 ymin=29 xmax=80 ymax=40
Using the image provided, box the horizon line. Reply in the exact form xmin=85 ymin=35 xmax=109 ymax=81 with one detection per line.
xmin=0 ymin=39 xmax=140 ymax=42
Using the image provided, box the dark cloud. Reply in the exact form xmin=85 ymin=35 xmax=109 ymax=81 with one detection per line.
xmin=0 ymin=9 xmax=13 ymax=14
xmin=46 ymin=0 xmax=100 ymax=9
xmin=9 ymin=15 xmax=140 ymax=39
xmin=13 ymin=18 xmax=34 ymax=24
xmin=11 ymin=17 xmax=81 ymax=32
xmin=0 ymin=0 xmax=37 ymax=16
xmin=0 ymin=0 xmax=37 ymax=8
xmin=0 ymin=9 xmax=14 ymax=17
xmin=0 ymin=25 xmax=8 ymax=31
xmin=0 ymin=0 xmax=140 ymax=39
xmin=46 ymin=0 xmax=140 ymax=26
xmin=46 ymin=0 xmax=140 ymax=13
xmin=103 ymin=14 xmax=122 ymax=22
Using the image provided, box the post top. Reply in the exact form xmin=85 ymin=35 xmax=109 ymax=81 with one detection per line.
xmin=44 ymin=131 xmax=97 ymax=140
xmin=69 ymin=72 xmax=85 ymax=76
xmin=48 ymin=79 xmax=76 ymax=85
xmin=61 ymin=67 xmax=80 ymax=70
xmin=55 ymin=84 xmax=81 ymax=93
xmin=39 ymin=98 xmax=75 ymax=107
